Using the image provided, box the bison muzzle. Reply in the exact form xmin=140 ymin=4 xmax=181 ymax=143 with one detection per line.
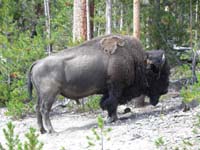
xmin=28 ymin=34 xmax=170 ymax=133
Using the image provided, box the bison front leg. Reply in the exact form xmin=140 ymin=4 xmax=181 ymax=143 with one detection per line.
xmin=100 ymin=94 xmax=117 ymax=123
xmin=100 ymin=84 xmax=122 ymax=123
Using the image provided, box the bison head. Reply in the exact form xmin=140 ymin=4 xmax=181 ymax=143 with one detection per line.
xmin=145 ymin=50 xmax=170 ymax=106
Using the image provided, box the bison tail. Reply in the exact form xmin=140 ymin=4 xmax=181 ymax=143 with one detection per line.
xmin=27 ymin=62 xmax=37 ymax=101
xmin=28 ymin=71 xmax=33 ymax=100
xmin=28 ymin=67 xmax=33 ymax=101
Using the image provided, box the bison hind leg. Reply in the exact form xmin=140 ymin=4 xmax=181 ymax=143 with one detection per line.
xmin=36 ymin=105 xmax=46 ymax=134
xmin=40 ymin=93 xmax=57 ymax=133
xmin=35 ymin=94 xmax=47 ymax=134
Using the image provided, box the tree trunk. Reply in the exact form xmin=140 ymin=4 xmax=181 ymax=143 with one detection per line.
xmin=189 ymin=0 xmax=193 ymax=48
xmin=120 ymin=2 xmax=124 ymax=31
xmin=44 ymin=0 xmax=52 ymax=55
xmin=73 ymin=0 xmax=87 ymax=42
xmin=106 ymin=0 xmax=112 ymax=34
xmin=133 ymin=0 xmax=140 ymax=39
xmin=195 ymin=0 xmax=198 ymax=41
xmin=86 ymin=0 xmax=91 ymax=40
xmin=113 ymin=0 xmax=117 ymax=29
xmin=97 ymin=7 xmax=102 ymax=36
xmin=133 ymin=0 xmax=145 ymax=107
xmin=82 ymin=0 xmax=87 ymax=40
xmin=90 ymin=0 xmax=94 ymax=38
xmin=191 ymin=0 xmax=198 ymax=83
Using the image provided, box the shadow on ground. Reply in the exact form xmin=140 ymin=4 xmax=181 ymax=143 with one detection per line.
xmin=56 ymin=95 xmax=186 ymax=133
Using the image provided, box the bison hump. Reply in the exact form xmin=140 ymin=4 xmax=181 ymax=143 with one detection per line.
xmin=100 ymin=35 xmax=125 ymax=55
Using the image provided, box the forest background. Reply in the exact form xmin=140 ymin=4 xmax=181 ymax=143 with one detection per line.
xmin=0 ymin=0 xmax=199 ymax=118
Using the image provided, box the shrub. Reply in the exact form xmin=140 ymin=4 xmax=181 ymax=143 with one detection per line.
xmin=154 ymin=137 xmax=165 ymax=148
xmin=23 ymin=128 xmax=44 ymax=150
xmin=0 ymin=122 xmax=43 ymax=150
xmin=85 ymin=95 xmax=101 ymax=111
xmin=0 ymin=122 xmax=20 ymax=150
xmin=86 ymin=115 xmax=112 ymax=150
xmin=0 ymin=32 xmax=45 ymax=118
xmin=0 ymin=26 xmax=46 ymax=118
xmin=5 ymin=100 xmax=34 ymax=119
xmin=73 ymin=95 xmax=101 ymax=113
xmin=180 ymin=73 xmax=200 ymax=103
xmin=170 ymin=64 xmax=192 ymax=80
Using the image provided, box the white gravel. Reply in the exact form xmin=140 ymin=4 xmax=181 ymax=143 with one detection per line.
xmin=0 ymin=92 xmax=200 ymax=150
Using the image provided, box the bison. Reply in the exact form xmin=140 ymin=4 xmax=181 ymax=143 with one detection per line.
xmin=28 ymin=34 xmax=170 ymax=133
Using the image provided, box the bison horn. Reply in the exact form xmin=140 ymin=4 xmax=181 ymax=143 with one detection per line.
xmin=162 ymin=54 xmax=165 ymax=63
xmin=161 ymin=54 xmax=166 ymax=68
xmin=157 ymin=53 xmax=166 ymax=79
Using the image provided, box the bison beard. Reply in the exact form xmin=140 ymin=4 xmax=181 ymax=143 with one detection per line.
xmin=28 ymin=34 xmax=170 ymax=133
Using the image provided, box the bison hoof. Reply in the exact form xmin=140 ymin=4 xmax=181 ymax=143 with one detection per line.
xmin=106 ymin=115 xmax=118 ymax=123
xmin=40 ymin=129 xmax=47 ymax=134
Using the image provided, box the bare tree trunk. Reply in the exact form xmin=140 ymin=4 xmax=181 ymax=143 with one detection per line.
xmin=133 ymin=0 xmax=145 ymax=107
xmin=133 ymin=0 xmax=140 ymax=39
xmin=73 ymin=0 xmax=87 ymax=42
xmin=44 ymin=0 xmax=51 ymax=55
xmin=195 ymin=0 xmax=198 ymax=41
xmin=97 ymin=8 xmax=102 ymax=36
xmin=73 ymin=0 xmax=80 ymax=41
xmin=191 ymin=0 xmax=198 ymax=83
xmin=90 ymin=0 xmax=94 ymax=38
xmin=106 ymin=0 xmax=112 ymax=34
xmin=113 ymin=0 xmax=117 ymax=29
xmin=192 ymin=50 xmax=197 ymax=83
xmin=86 ymin=0 xmax=91 ymax=40
xmin=82 ymin=0 xmax=87 ymax=40
xmin=120 ymin=2 xmax=124 ymax=31
xmin=189 ymin=0 xmax=193 ymax=48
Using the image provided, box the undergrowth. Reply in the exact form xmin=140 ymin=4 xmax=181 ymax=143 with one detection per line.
xmin=86 ymin=115 xmax=112 ymax=150
xmin=0 ymin=122 xmax=43 ymax=150
xmin=180 ymin=73 xmax=200 ymax=103
xmin=85 ymin=95 xmax=101 ymax=111
xmin=170 ymin=64 xmax=192 ymax=80
xmin=66 ymin=95 xmax=101 ymax=113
